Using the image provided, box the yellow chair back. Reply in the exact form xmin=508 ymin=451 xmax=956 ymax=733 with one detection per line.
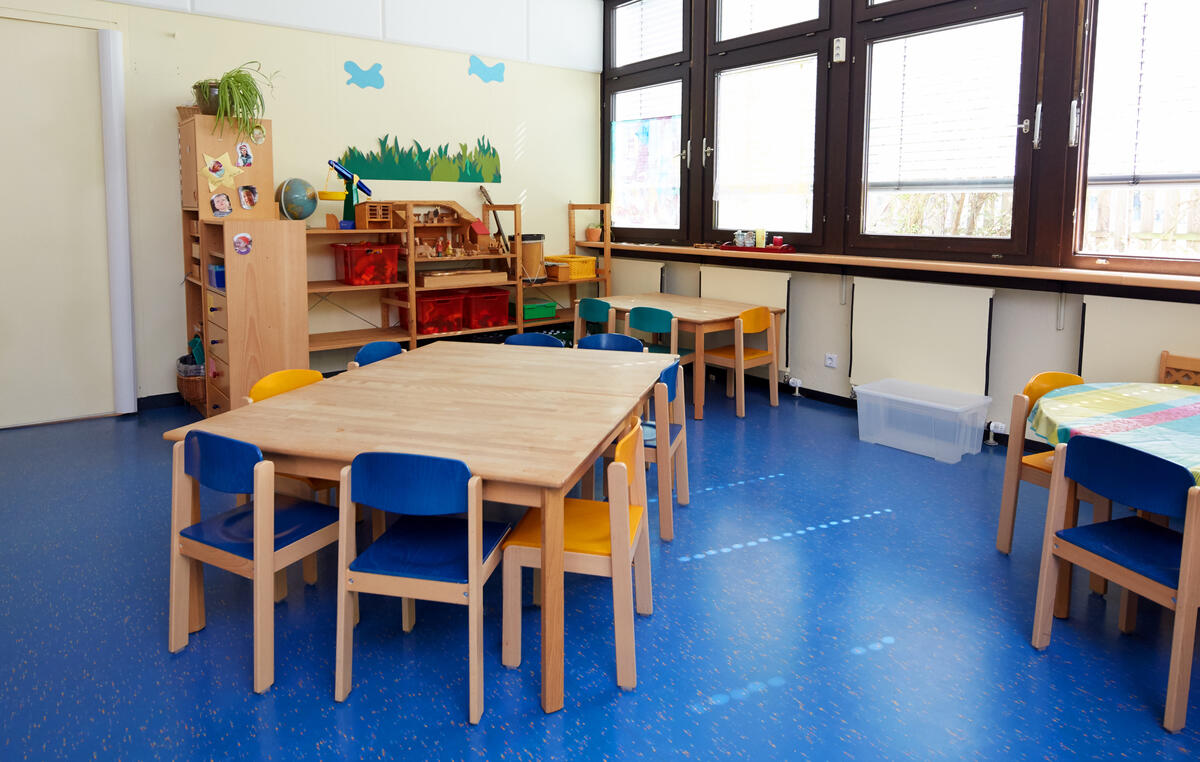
xmin=249 ymin=369 xmax=323 ymax=402
xmin=1023 ymin=371 xmax=1083 ymax=408
xmin=739 ymin=306 xmax=771 ymax=335
xmin=612 ymin=422 xmax=642 ymax=488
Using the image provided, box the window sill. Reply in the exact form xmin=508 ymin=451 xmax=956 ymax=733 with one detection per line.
xmin=578 ymin=241 xmax=1200 ymax=294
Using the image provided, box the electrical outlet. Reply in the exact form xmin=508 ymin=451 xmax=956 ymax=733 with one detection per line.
xmin=824 ymin=352 xmax=838 ymax=369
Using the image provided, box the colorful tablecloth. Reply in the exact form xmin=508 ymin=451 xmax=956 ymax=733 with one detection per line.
xmin=1029 ymin=382 xmax=1200 ymax=485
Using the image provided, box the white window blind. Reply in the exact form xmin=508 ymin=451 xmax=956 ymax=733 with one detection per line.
xmin=718 ymin=0 xmax=819 ymax=42
xmin=862 ymin=14 xmax=1023 ymax=238
xmin=613 ymin=0 xmax=682 ymax=68
xmin=611 ymin=81 xmax=683 ymax=229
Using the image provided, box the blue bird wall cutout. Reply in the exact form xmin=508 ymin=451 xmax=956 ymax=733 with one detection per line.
xmin=468 ymin=55 xmax=504 ymax=83
xmin=345 ymin=61 xmax=384 ymax=89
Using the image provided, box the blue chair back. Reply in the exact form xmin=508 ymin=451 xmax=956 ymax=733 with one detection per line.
xmin=658 ymin=361 xmax=680 ymax=402
xmin=351 ymin=452 xmax=471 ymax=516
xmin=184 ymin=430 xmax=262 ymax=495
xmin=578 ymin=333 xmax=643 ymax=352
xmin=505 ymin=333 xmax=565 ymax=348
xmin=1065 ymin=435 xmax=1195 ymax=519
xmin=629 ymin=306 xmax=674 ymax=334
xmin=578 ymin=298 xmax=612 ymax=324
xmin=354 ymin=341 xmax=405 ymax=367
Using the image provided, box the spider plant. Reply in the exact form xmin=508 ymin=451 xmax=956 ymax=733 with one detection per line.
xmin=193 ymin=61 xmax=278 ymax=137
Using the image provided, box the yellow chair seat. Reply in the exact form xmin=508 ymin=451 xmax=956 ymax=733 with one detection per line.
xmin=503 ymin=499 xmax=644 ymax=556
xmin=706 ymin=345 xmax=772 ymax=362
xmin=1022 ymin=450 xmax=1055 ymax=473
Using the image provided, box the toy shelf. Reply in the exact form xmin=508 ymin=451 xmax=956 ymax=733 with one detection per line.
xmin=522 ymin=308 xmax=574 ymax=327
xmin=414 ymin=253 xmax=515 ymax=262
xmin=307 ymin=280 xmax=407 ymax=294
xmin=416 ymin=322 xmax=520 ymax=340
xmin=416 ymin=280 xmax=518 ymax=292
xmin=185 ymin=275 xmax=203 ymax=287
xmin=309 ymin=326 xmax=412 ymax=352
xmin=306 ymin=227 xmax=408 ymax=236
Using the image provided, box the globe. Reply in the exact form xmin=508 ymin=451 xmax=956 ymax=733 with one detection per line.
xmin=276 ymin=177 xmax=318 ymax=221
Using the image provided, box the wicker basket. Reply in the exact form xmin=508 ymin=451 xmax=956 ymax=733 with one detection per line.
xmin=177 ymin=373 xmax=205 ymax=406
xmin=544 ymin=254 xmax=596 ymax=279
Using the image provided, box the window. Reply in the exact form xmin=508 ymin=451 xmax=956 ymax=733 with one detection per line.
xmin=861 ymin=16 xmax=1024 ymax=240
xmin=1079 ymin=0 xmax=1200 ymax=261
xmin=712 ymin=55 xmax=818 ymax=234
xmin=717 ymin=0 xmax=820 ymax=42
xmin=611 ymin=0 xmax=685 ymax=69
xmin=610 ymin=81 xmax=685 ymax=230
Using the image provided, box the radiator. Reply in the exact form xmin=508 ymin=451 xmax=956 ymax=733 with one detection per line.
xmin=1081 ymin=295 xmax=1200 ymax=382
xmin=698 ymin=265 xmax=791 ymax=372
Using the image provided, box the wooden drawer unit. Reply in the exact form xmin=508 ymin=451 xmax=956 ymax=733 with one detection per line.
xmin=206 ymin=322 xmax=229 ymax=363
xmin=206 ymin=290 xmax=228 ymax=329
xmin=206 ymin=385 xmax=231 ymax=416
xmin=208 ymin=355 xmax=231 ymax=399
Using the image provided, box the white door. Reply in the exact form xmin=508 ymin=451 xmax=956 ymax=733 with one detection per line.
xmin=0 ymin=18 xmax=115 ymax=428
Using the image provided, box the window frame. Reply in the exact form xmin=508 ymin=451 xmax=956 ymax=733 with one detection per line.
xmin=701 ymin=37 xmax=830 ymax=247
xmin=844 ymin=0 xmax=1043 ymax=262
xmin=852 ymin=0 xmax=962 ymax=21
xmin=706 ymin=0 xmax=831 ymax=56
xmin=603 ymin=0 xmax=692 ymax=78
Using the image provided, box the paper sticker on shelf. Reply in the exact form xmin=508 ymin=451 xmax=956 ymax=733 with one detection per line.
xmin=202 ymin=152 xmax=243 ymax=192
xmin=233 ymin=233 xmax=252 ymax=255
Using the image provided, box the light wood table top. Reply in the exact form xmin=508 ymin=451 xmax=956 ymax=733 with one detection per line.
xmin=164 ymin=342 xmax=675 ymax=490
xmin=602 ymin=293 xmax=785 ymax=324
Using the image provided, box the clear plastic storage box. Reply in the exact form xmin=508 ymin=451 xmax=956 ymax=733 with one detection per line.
xmin=854 ymin=379 xmax=991 ymax=464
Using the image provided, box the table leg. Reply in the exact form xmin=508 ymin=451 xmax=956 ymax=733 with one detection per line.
xmin=540 ymin=487 xmax=565 ymax=713
xmin=693 ymin=329 xmax=706 ymax=421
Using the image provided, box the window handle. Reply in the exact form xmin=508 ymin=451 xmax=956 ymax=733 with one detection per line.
xmin=702 ymin=137 xmax=715 ymax=167
xmin=675 ymin=139 xmax=691 ymax=169
xmin=1016 ymin=119 xmax=1031 ymax=134
xmin=1067 ymin=98 xmax=1081 ymax=147
xmin=1032 ymin=102 xmax=1043 ymax=149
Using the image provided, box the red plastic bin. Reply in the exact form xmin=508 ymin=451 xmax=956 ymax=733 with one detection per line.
xmin=331 ymin=242 xmax=401 ymax=285
xmin=459 ymin=287 xmax=511 ymax=329
xmin=402 ymin=292 xmax=464 ymax=335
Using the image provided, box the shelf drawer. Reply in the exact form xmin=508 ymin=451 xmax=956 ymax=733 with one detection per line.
xmin=208 ymin=355 xmax=231 ymax=399
xmin=206 ymin=385 xmax=231 ymax=416
xmin=206 ymin=290 xmax=228 ymax=328
xmin=206 ymin=322 xmax=229 ymax=363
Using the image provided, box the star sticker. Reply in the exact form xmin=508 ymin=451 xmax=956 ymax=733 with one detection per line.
xmin=201 ymin=152 xmax=244 ymax=192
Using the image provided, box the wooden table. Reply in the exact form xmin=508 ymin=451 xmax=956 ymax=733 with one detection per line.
xmin=163 ymin=341 xmax=675 ymax=713
xmin=603 ymin=293 xmax=786 ymax=420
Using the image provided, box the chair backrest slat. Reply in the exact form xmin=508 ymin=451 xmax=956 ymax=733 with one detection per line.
xmin=505 ymin=333 xmax=566 ymax=348
xmin=658 ymin=361 xmax=680 ymax=402
xmin=1159 ymin=350 xmax=1200 ymax=387
xmin=629 ymin=306 xmax=674 ymax=335
xmin=184 ymin=430 xmax=262 ymax=494
xmin=351 ymin=452 xmax=472 ymax=516
xmin=354 ymin=341 xmax=405 ymax=367
xmin=578 ymin=298 xmax=613 ymax=324
xmin=739 ymin=306 xmax=771 ymax=335
xmin=1064 ymin=435 xmax=1195 ymax=518
xmin=1023 ymin=371 xmax=1084 ymax=409
xmin=612 ymin=423 xmax=641 ymax=488
xmin=249 ymin=369 xmax=323 ymax=402
xmin=578 ymin=333 xmax=643 ymax=352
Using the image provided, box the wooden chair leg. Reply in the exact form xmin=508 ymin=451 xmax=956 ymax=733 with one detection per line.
xmin=581 ymin=464 xmax=596 ymax=501
xmin=468 ymin=585 xmax=484 ymax=725
xmin=531 ymin=567 xmax=542 ymax=607
xmin=768 ymin=355 xmax=779 ymax=407
xmin=302 ymin=554 xmax=318 ymax=586
xmin=675 ymin=440 xmax=690 ymax=506
xmin=187 ymin=493 xmax=206 ymax=633
xmin=372 ymin=508 xmax=386 ymax=541
xmin=611 ymin=558 xmax=637 ymax=691
xmin=996 ymin=470 xmax=1022 ymax=555
xmin=657 ymin=451 xmax=673 ymax=542
xmin=401 ymin=598 xmax=416 ymax=633
xmin=725 ymin=369 xmax=734 ymax=398
xmin=1088 ymin=497 xmax=1112 ymax=595
xmin=1031 ymin=549 xmax=1060 ymax=649
xmin=1163 ymin=604 xmax=1198 ymax=732
xmin=633 ymin=531 xmax=653 ymax=616
xmin=274 ymin=569 xmax=288 ymax=603
xmin=1118 ymin=588 xmax=1139 ymax=634
xmin=1053 ymin=500 xmax=1079 ymax=619
xmin=334 ymin=577 xmax=354 ymax=701
xmin=735 ymin=369 xmax=745 ymax=418
xmin=502 ymin=552 xmax=522 ymax=668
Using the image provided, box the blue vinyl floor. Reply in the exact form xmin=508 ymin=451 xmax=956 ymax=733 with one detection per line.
xmin=2 ymin=379 xmax=1199 ymax=759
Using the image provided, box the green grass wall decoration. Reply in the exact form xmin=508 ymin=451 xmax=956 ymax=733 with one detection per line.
xmin=339 ymin=135 xmax=501 ymax=183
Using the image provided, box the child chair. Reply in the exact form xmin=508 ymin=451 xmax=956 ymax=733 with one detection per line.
xmin=347 ymin=340 xmax=405 ymax=370
xmin=573 ymin=298 xmax=616 ymax=345
xmin=167 ymin=431 xmax=340 ymax=693
xmin=1031 ymin=435 xmax=1200 ymax=732
xmin=645 ymin=362 xmax=689 ymax=540
xmin=624 ymin=306 xmax=678 ymax=355
xmin=577 ymin=333 xmax=644 ymax=352
xmin=704 ymin=306 xmax=779 ymax=417
xmin=333 ymin=452 xmax=510 ymax=724
xmin=502 ymin=423 xmax=652 ymax=690
xmin=997 ymin=371 xmax=1112 ymax=606
xmin=505 ymin=333 xmax=566 ymax=348
xmin=1159 ymin=351 xmax=1200 ymax=386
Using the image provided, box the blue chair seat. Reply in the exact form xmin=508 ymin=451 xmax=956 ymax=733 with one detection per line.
xmin=1057 ymin=516 xmax=1182 ymax=590
xmin=350 ymin=515 xmax=511 ymax=584
xmin=642 ymin=421 xmax=683 ymax=448
xmin=179 ymin=497 xmax=338 ymax=559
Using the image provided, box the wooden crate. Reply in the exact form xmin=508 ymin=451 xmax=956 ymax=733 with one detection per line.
xmin=418 ymin=269 xmax=508 ymax=288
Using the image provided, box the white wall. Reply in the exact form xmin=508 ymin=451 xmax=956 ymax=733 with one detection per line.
xmin=110 ymin=0 xmax=605 ymax=71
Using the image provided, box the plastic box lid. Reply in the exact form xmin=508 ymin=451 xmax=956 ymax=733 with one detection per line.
xmin=854 ymin=379 xmax=990 ymax=413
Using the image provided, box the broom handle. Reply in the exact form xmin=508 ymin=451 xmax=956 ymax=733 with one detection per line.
xmin=478 ymin=186 xmax=510 ymax=253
